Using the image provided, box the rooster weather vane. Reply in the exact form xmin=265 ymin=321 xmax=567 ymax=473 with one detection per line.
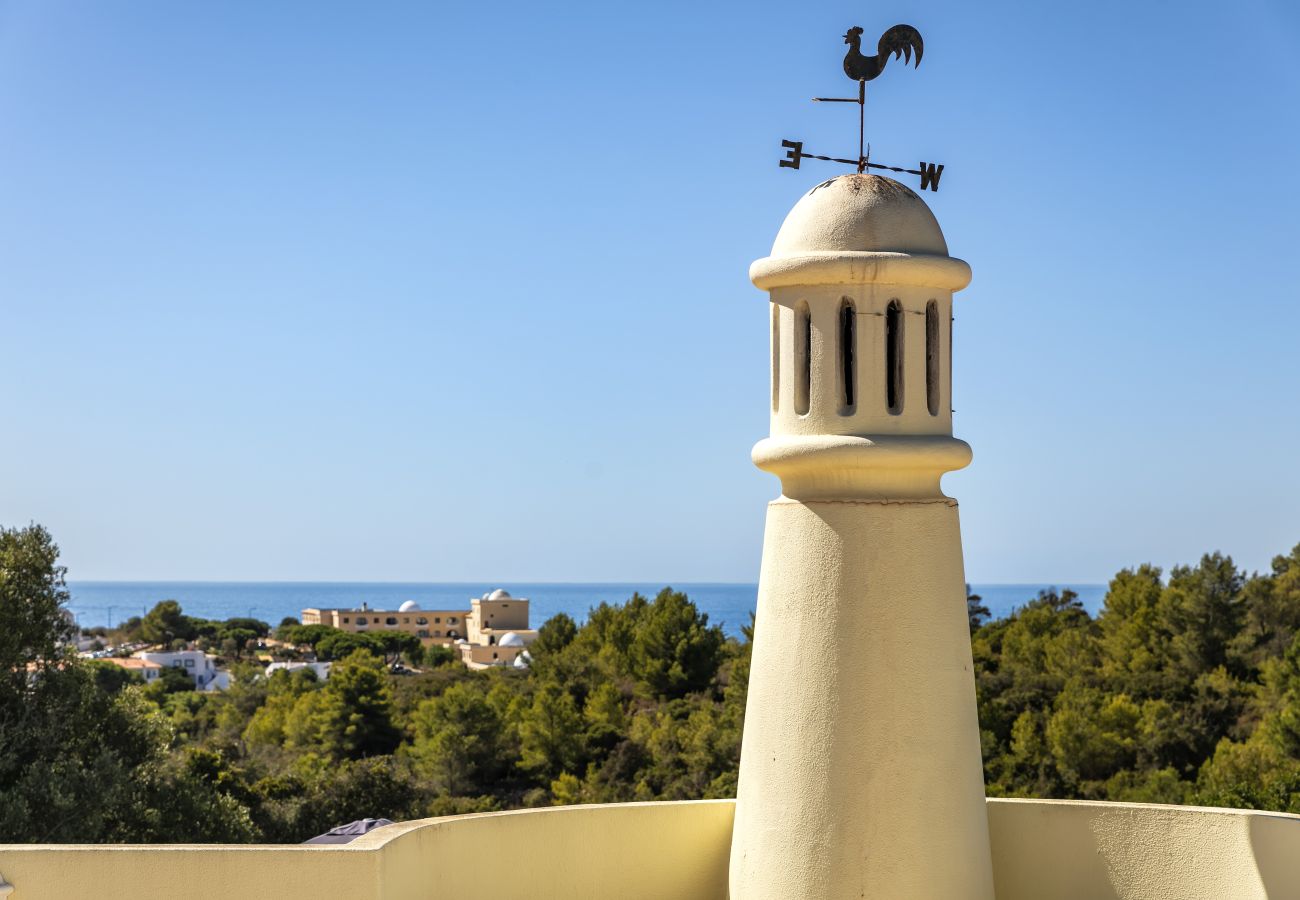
xmin=779 ymin=24 xmax=943 ymax=192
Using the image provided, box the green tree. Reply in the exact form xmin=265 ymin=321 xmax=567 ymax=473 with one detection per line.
xmin=628 ymin=588 xmax=725 ymax=698
xmin=424 ymin=644 xmax=457 ymax=668
xmin=967 ymin=585 xmax=991 ymax=633
xmin=409 ymin=681 xmax=510 ymax=795
xmin=0 ymin=524 xmax=73 ymax=680
xmin=310 ymin=650 xmax=400 ymax=760
xmin=518 ymin=683 xmax=584 ymax=781
xmin=531 ymin=612 xmax=578 ymax=657
xmin=316 ymin=631 xmax=384 ymax=662
xmin=140 ymin=600 xmax=196 ymax=646
xmin=1160 ymin=553 xmax=1245 ymax=681
xmin=367 ymin=630 xmax=423 ymax=667
xmin=1232 ymin=545 xmax=1300 ymax=671
xmin=277 ymin=623 xmax=341 ymax=652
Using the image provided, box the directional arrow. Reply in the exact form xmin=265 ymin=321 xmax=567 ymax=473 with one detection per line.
xmin=778 ymin=140 xmax=943 ymax=192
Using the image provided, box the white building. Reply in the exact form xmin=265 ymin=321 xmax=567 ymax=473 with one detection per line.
xmin=137 ymin=649 xmax=225 ymax=690
xmin=97 ymin=657 xmax=162 ymax=684
xmin=265 ymin=660 xmax=332 ymax=681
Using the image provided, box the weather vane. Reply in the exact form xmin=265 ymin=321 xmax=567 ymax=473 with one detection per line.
xmin=779 ymin=24 xmax=943 ymax=192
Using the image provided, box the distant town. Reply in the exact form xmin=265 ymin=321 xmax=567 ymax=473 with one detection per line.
xmin=79 ymin=588 xmax=537 ymax=688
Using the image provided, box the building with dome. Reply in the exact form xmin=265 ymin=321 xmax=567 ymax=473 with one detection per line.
xmin=458 ymin=589 xmax=538 ymax=669
xmin=301 ymin=600 xmax=471 ymax=646
xmin=299 ymin=588 xmax=536 ymax=668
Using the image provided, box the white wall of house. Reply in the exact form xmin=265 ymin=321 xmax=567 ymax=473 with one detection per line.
xmin=138 ymin=650 xmax=223 ymax=689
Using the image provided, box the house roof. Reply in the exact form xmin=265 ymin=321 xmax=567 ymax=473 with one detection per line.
xmin=100 ymin=658 xmax=162 ymax=670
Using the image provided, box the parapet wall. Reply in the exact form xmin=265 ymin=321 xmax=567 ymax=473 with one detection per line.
xmin=1 ymin=798 xmax=1298 ymax=899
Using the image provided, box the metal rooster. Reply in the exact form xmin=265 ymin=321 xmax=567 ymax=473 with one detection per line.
xmin=842 ymin=24 xmax=923 ymax=82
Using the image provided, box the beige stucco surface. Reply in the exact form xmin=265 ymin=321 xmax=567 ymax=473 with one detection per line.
xmin=730 ymin=498 xmax=993 ymax=900
xmin=0 ymin=800 xmax=734 ymax=900
xmin=4 ymin=798 xmax=1300 ymax=898
xmin=730 ymin=173 xmax=995 ymax=899
xmin=987 ymin=798 xmax=1300 ymax=900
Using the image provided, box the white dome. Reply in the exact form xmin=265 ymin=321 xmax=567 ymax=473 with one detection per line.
xmin=499 ymin=631 xmax=525 ymax=647
xmin=398 ymin=600 xmax=420 ymax=612
xmin=455 ymin=638 xmax=468 ymax=645
xmin=512 ymin=654 xmax=530 ymax=669
xmin=488 ymin=589 xmax=512 ymax=600
xmin=769 ymin=174 xmax=947 ymax=256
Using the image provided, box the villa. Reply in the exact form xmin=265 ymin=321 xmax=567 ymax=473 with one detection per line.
xmin=98 ymin=649 xmax=229 ymax=691
xmin=301 ymin=588 xmax=537 ymax=669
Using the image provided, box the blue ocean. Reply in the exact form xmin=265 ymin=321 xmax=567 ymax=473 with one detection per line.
xmin=66 ymin=582 xmax=1108 ymax=638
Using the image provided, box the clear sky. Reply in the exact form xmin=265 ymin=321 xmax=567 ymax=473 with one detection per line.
xmin=2 ymin=0 xmax=1298 ymax=584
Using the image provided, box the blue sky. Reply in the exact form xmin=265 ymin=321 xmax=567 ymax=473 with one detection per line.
xmin=2 ymin=0 xmax=1297 ymax=583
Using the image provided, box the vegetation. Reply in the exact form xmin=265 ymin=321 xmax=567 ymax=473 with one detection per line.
xmin=974 ymin=546 xmax=1300 ymax=808
xmin=5 ymin=521 xmax=1300 ymax=843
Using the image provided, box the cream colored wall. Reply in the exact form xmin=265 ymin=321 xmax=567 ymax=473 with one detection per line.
xmin=299 ymin=608 xmax=469 ymax=646
xmin=370 ymin=800 xmax=732 ymax=900
xmin=0 ymin=800 xmax=735 ymax=900
xmin=0 ymin=844 xmax=385 ymax=900
xmin=458 ymin=643 xmax=525 ymax=668
xmin=5 ymin=799 xmax=1300 ymax=900
xmin=987 ymin=798 xmax=1300 ymax=900
xmin=468 ymin=598 xmax=530 ymax=639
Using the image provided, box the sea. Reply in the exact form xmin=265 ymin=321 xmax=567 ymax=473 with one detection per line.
xmin=66 ymin=582 xmax=1108 ymax=638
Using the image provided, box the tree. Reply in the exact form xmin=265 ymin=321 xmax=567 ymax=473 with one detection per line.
xmin=518 ymin=683 xmax=585 ymax=780
xmin=367 ymin=631 xmax=423 ymax=667
xmin=409 ymin=682 xmax=510 ymax=795
xmin=277 ymin=623 xmax=340 ymax=653
xmin=221 ymin=617 xmax=270 ymax=639
xmin=967 ymin=585 xmax=991 ymax=634
xmin=532 ymin=613 xmax=578 ymax=657
xmin=219 ymin=628 xmax=258 ymax=659
xmin=144 ymin=665 xmax=196 ymax=701
xmin=281 ymin=757 xmax=418 ymax=841
xmin=140 ymin=600 xmax=195 ymax=646
xmin=627 ymin=588 xmax=725 ymax=698
xmin=316 ymin=631 xmax=384 ymax=662
xmin=1161 ymin=553 xmax=1245 ymax=681
xmin=1232 ymin=545 xmax=1300 ymax=670
xmin=0 ymin=524 xmax=73 ymax=680
xmin=310 ymin=650 xmax=400 ymax=760
xmin=424 ymin=644 xmax=457 ymax=668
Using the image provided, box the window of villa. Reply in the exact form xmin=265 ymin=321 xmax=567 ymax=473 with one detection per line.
xmin=839 ymin=298 xmax=856 ymax=413
xmin=356 ymin=617 xmax=368 ymax=626
xmin=342 ymin=617 xmax=349 ymax=624
xmin=926 ymin=300 xmax=940 ymax=416
xmin=385 ymin=617 xmax=398 ymax=625
xmin=416 ymin=617 xmax=428 ymax=625
xmin=449 ymin=617 xmax=457 ymax=624
xmin=886 ymin=300 xmax=903 ymax=414
xmin=184 ymin=659 xmax=194 ymax=667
